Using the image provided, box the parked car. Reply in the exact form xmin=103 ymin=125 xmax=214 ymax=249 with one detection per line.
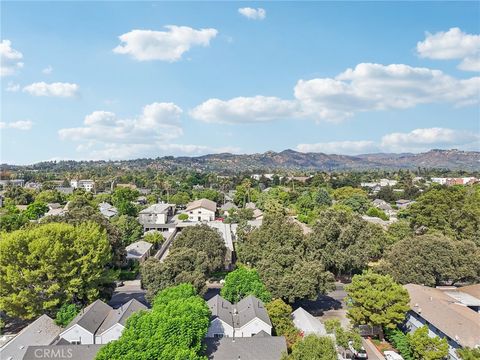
xmin=384 ymin=351 xmax=404 ymax=360
xmin=348 ymin=341 xmax=368 ymax=359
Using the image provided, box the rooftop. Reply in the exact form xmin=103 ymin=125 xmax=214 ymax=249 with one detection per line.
xmin=204 ymin=336 xmax=287 ymax=360
xmin=97 ymin=299 xmax=147 ymax=335
xmin=186 ymin=198 xmax=217 ymax=212
xmin=126 ymin=240 xmax=153 ymax=257
xmin=62 ymin=300 xmax=112 ymax=335
xmin=139 ymin=203 xmax=175 ymax=215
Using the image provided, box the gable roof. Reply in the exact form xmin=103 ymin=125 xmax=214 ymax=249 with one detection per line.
xmin=235 ymin=295 xmax=271 ymax=328
xmin=405 ymin=284 xmax=480 ymax=348
xmin=204 ymin=336 xmax=287 ymax=360
xmin=207 ymin=295 xmax=234 ymax=327
xmin=96 ymin=299 xmax=147 ymax=335
xmin=291 ymin=307 xmax=327 ymax=335
xmin=63 ymin=300 xmax=112 ymax=335
xmin=458 ymin=284 xmax=480 ymax=300
xmin=186 ymin=199 xmax=217 ymax=212
xmin=0 ymin=315 xmax=61 ymax=360
xmin=220 ymin=201 xmax=237 ymax=211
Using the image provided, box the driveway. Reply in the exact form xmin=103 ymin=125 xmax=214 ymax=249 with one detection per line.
xmin=109 ymin=280 xmax=149 ymax=308
xmin=362 ymin=338 xmax=385 ymax=360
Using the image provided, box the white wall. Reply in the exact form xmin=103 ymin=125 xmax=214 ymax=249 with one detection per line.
xmin=188 ymin=208 xmax=215 ymax=222
xmin=206 ymin=318 xmax=234 ymax=338
xmin=236 ymin=319 xmax=271 ymax=337
xmin=60 ymin=324 xmax=94 ymax=345
xmin=96 ymin=324 xmax=125 ymax=344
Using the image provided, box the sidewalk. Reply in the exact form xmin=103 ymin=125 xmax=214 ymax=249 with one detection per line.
xmin=362 ymin=338 xmax=386 ymax=360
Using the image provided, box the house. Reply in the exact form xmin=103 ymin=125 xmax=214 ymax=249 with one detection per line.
xmin=220 ymin=201 xmax=237 ymax=217
xmin=70 ymin=179 xmax=95 ymax=192
xmin=44 ymin=203 xmax=68 ymax=217
xmin=204 ymin=335 xmax=288 ymax=360
xmin=0 ymin=315 xmax=62 ymax=360
xmin=379 ymin=179 xmax=398 ymax=187
xmin=98 ymin=202 xmax=118 ymax=219
xmin=22 ymin=344 xmax=103 ymax=360
xmin=24 ymin=182 xmax=42 ymax=190
xmin=55 ymin=186 xmax=74 ymax=195
xmin=126 ymin=240 xmax=153 ymax=263
xmin=396 ymin=199 xmax=415 ymax=208
xmin=0 ymin=179 xmax=25 ymax=187
xmin=138 ymin=203 xmax=176 ymax=232
xmin=206 ymin=295 xmax=272 ymax=338
xmin=245 ymin=202 xmax=264 ymax=220
xmin=372 ymin=199 xmax=397 ymax=217
xmin=59 ymin=299 xmax=147 ymax=345
xmin=185 ymin=198 xmax=217 ymax=222
xmin=404 ymin=284 xmax=480 ymax=360
xmin=291 ymin=307 xmax=327 ymax=336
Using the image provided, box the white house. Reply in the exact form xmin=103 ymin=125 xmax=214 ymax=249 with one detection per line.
xmin=70 ymin=179 xmax=95 ymax=192
xmin=59 ymin=299 xmax=147 ymax=345
xmin=126 ymin=240 xmax=153 ymax=263
xmin=206 ymin=295 xmax=272 ymax=338
xmin=138 ymin=203 xmax=176 ymax=232
xmin=185 ymin=198 xmax=217 ymax=222
xmin=404 ymin=284 xmax=480 ymax=360
xmin=98 ymin=202 xmax=118 ymax=219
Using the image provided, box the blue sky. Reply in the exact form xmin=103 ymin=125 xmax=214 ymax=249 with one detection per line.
xmin=1 ymin=1 xmax=479 ymax=164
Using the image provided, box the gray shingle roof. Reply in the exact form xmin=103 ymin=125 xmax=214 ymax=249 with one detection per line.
xmin=235 ymin=295 xmax=271 ymax=328
xmin=207 ymin=295 xmax=234 ymax=327
xmin=204 ymin=336 xmax=287 ymax=360
xmin=139 ymin=203 xmax=174 ymax=215
xmin=0 ymin=315 xmax=61 ymax=360
xmin=23 ymin=345 xmax=103 ymax=360
xmin=126 ymin=240 xmax=153 ymax=257
xmin=96 ymin=299 xmax=147 ymax=335
xmin=63 ymin=300 xmax=112 ymax=334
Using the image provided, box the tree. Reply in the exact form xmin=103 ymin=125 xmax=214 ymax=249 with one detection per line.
xmin=384 ymin=328 xmax=413 ymax=360
xmin=366 ymin=207 xmax=389 ymax=221
xmin=4 ymin=185 xmax=34 ymax=205
xmin=408 ymin=326 xmax=449 ymax=360
xmin=143 ymin=231 xmax=164 ymax=246
xmin=340 ymin=195 xmax=370 ymax=214
xmin=307 ymin=209 xmax=388 ymax=276
xmin=0 ymin=222 xmax=113 ymax=319
xmin=36 ymin=190 xmax=66 ymax=204
xmin=333 ymin=186 xmax=368 ymax=201
xmin=376 ymin=186 xmax=397 ymax=203
xmin=282 ymin=335 xmax=337 ymax=360
xmin=24 ymin=201 xmax=49 ymax=220
xmin=380 ymin=234 xmax=480 ymax=286
xmin=0 ymin=203 xmax=28 ymax=232
xmin=95 ymin=284 xmax=210 ymax=360
xmin=112 ymin=187 xmax=140 ymax=216
xmin=266 ymin=299 xmax=300 ymax=348
xmin=345 ymin=271 xmax=410 ymax=329
xmin=404 ymin=186 xmax=480 ymax=244
xmin=457 ymin=347 xmax=480 ymax=360
xmin=386 ymin=220 xmax=413 ymax=244
xmin=55 ymin=303 xmax=80 ymax=327
xmin=221 ymin=267 xmax=272 ymax=303
xmin=111 ymin=215 xmax=143 ymax=247
xmin=178 ymin=213 xmax=189 ymax=221
xmin=324 ymin=319 xmax=362 ymax=350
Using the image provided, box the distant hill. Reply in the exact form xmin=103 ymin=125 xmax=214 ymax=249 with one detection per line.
xmin=3 ymin=149 xmax=480 ymax=172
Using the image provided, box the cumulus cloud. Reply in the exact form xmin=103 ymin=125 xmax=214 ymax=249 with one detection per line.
xmin=0 ymin=40 xmax=24 ymax=76
xmin=417 ymin=28 xmax=480 ymax=72
xmin=0 ymin=120 xmax=33 ymax=130
xmin=296 ymin=141 xmax=377 ymax=154
xmin=190 ymin=96 xmax=300 ymax=124
xmin=238 ymin=7 xmax=266 ymax=20
xmin=113 ymin=26 xmax=218 ymax=62
xmin=23 ymin=82 xmax=79 ymax=97
xmin=296 ymin=128 xmax=479 ymax=155
xmin=380 ymin=127 xmax=480 ymax=152
xmin=191 ymin=63 xmax=480 ymax=123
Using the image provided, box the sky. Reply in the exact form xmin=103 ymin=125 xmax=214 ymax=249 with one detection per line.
xmin=1 ymin=1 xmax=479 ymax=165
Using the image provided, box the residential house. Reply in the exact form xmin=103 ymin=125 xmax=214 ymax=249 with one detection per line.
xmin=396 ymin=199 xmax=415 ymax=209
xmin=204 ymin=334 xmax=287 ymax=360
xmin=291 ymin=307 xmax=328 ymax=336
xmin=55 ymin=186 xmax=74 ymax=195
xmin=44 ymin=203 xmax=68 ymax=217
xmin=138 ymin=203 xmax=176 ymax=232
xmin=126 ymin=240 xmax=153 ymax=263
xmin=380 ymin=179 xmax=398 ymax=187
xmin=98 ymin=202 xmax=118 ymax=219
xmin=0 ymin=179 xmax=25 ymax=187
xmin=220 ymin=201 xmax=237 ymax=217
xmin=185 ymin=198 xmax=217 ymax=222
xmin=59 ymin=299 xmax=147 ymax=345
xmin=24 ymin=182 xmax=42 ymax=190
xmin=372 ymin=199 xmax=396 ymax=217
xmin=245 ymin=202 xmax=264 ymax=220
xmin=404 ymin=284 xmax=480 ymax=360
xmin=0 ymin=315 xmax=62 ymax=360
xmin=206 ymin=295 xmax=272 ymax=338
xmin=70 ymin=179 xmax=95 ymax=192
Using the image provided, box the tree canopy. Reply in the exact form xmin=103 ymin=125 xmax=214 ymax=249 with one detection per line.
xmin=282 ymin=335 xmax=337 ymax=360
xmin=408 ymin=325 xmax=449 ymax=360
xmin=0 ymin=222 xmax=113 ymax=319
xmin=345 ymin=271 xmax=410 ymax=329
xmin=220 ymin=266 xmax=272 ymax=303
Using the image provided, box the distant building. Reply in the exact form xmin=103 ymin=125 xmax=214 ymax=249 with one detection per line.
xmin=70 ymin=179 xmax=95 ymax=192
xmin=395 ymin=199 xmax=415 ymax=208
xmin=0 ymin=179 xmax=25 ymax=187
xmin=126 ymin=240 xmax=154 ymax=263
xmin=404 ymin=284 xmax=480 ymax=360
xmin=55 ymin=186 xmax=74 ymax=195
xmin=0 ymin=315 xmax=61 ymax=360
xmin=185 ymin=199 xmax=217 ymax=222
xmin=24 ymin=181 xmax=42 ymax=190
xmin=379 ymin=179 xmax=398 ymax=187
xmin=206 ymin=295 xmax=272 ymax=338
xmin=220 ymin=201 xmax=237 ymax=217
xmin=44 ymin=203 xmax=68 ymax=217
xmin=98 ymin=202 xmax=118 ymax=219
xmin=138 ymin=203 xmax=176 ymax=232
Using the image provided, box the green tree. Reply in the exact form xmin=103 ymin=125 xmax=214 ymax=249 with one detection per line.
xmin=282 ymin=335 xmax=337 ymax=360
xmin=55 ymin=303 xmax=80 ymax=327
xmin=333 ymin=186 xmax=368 ymax=201
xmin=24 ymin=201 xmax=49 ymax=220
xmin=95 ymin=284 xmax=210 ymax=360
xmin=143 ymin=231 xmax=164 ymax=246
xmin=220 ymin=266 xmax=272 ymax=303
xmin=408 ymin=326 xmax=449 ymax=360
xmin=384 ymin=328 xmax=413 ymax=360
xmin=366 ymin=207 xmax=389 ymax=221
xmin=386 ymin=220 xmax=413 ymax=244
xmin=0 ymin=203 xmax=28 ymax=231
xmin=36 ymin=190 xmax=66 ymax=204
xmin=112 ymin=187 xmax=140 ymax=216
xmin=380 ymin=234 xmax=480 ymax=286
xmin=170 ymin=191 xmax=191 ymax=205
xmin=111 ymin=215 xmax=143 ymax=247
xmin=457 ymin=347 xmax=480 ymax=360
xmin=345 ymin=271 xmax=409 ymax=329
xmin=178 ymin=213 xmax=189 ymax=221
xmin=4 ymin=185 xmax=35 ymax=205
xmin=266 ymin=299 xmax=300 ymax=348
xmin=376 ymin=186 xmax=397 ymax=203
xmin=0 ymin=222 xmax=113 ymax=319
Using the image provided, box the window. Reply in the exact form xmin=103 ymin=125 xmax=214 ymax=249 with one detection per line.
xmin=70 ymin=340 xmax=81 ymax=345
xmin=214 ymin=334 xmax=224 ymax=338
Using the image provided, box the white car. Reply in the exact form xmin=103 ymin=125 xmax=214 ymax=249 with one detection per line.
xmin=348 ymin=341 xmax=368 ymax=359
xmin=384 ymin=351 xmax=404 ymax=360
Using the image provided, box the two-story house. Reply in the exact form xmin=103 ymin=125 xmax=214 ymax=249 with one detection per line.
xmin=185 ymin=199 xmax=217 ymax=222
xmin=138 ymin=203 xmax=176 ymax=232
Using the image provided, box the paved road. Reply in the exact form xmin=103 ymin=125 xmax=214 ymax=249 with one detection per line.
xmin=109 ymin=280 xmax=148 ymax=308
xmin=362 ymin=338 xmax=385 ymax=360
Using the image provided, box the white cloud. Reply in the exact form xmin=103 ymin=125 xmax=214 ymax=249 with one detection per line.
xmin=238 ymin=7 xmax=266 ymax=20
xmin=23 ymin=82 xmax=79 ymax=97
xmin=417 ymin=28 xmax=480 ymax=72
xmin=113 ymin=26 xmax=218 ymax=62
xmin=192 ymin=63 xmax=480 ymax=123
xmin=380 ymin=127 xmax=480 ymax=152
xmin=42 ymin=65 xmax=53 ymax=74
xmin=0 ymin=120 xmax=33 ymax=130
xmin=6 ymin=82 xmax=20 ymax=92
xmin=296 ymin=140 xmax=377 ymax=154
xmin=0 ymin=40 xmax=24 ymax=76
xmin=190 ymin=96 xmax=300 ymax=124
